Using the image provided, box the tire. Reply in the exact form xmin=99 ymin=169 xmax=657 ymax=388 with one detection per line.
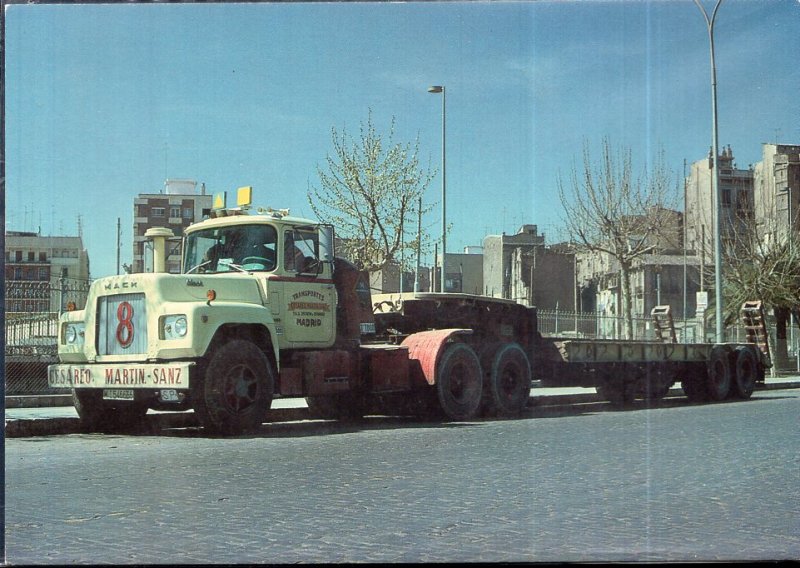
xmin=193 ymin=340 xmax=274 ymax=435
xmin=641 ymin=364 xmax=671 ymax=401
xmin=706 ymin=345 xmax=732 ymax=401
xmin=436 ymin=342 xmax=483 ymax=421
xmin=305 ymin=393 xmax=368 ymax=420
xmin=643 ymin=380 xmax=670 ymax=401
xmin=596 ymin=381 xmax=635 ymax=407
xmin=485 ymin=343 xmax=532 ymax=416
xmin=681 ymin=367 xmax=708 ymax=403
xmin=73 ymin=389 xmax=148 ymax=433
xmin=731 ymin=346 xmax=758 ymax=399
xmin=596 ymin=366 xmax=635 ymax=408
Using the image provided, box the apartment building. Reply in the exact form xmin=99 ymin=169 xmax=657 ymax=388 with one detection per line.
xmin=132 ymin=179 xmax=212 ymax=273
xmin=5 ymin=231 xmax=91 ymax=312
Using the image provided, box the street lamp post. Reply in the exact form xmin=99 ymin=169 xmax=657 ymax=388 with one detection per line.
xmin=694 ymin=0 xmax=724 ymax=342
xmin=428 ymin=85 xmax=446 ymax=293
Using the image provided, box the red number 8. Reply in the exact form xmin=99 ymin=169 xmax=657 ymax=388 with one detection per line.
xmin=116 ymin=301 xmax=134 ymax=348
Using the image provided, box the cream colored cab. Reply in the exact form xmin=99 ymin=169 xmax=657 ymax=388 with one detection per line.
xmin=182 ymin=211 xmax=337 ymax=350
xmin=268 ymin=224 xmax=336 ymax=346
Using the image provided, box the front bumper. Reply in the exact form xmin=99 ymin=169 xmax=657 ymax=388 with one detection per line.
xmin=48 ymin=361 xmax=194 ymax=390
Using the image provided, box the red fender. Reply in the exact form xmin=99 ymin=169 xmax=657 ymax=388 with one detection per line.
xmin=401 ymin=329 xmax=472 ymax=386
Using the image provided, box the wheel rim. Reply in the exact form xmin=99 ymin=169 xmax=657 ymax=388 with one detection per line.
xmin=498 ymin=362 xmax=523 ymax=401
xmin=222 ymin=363 xmax=259 ymax=413
xmin=448 ymin=360 xmax=479 ymax=403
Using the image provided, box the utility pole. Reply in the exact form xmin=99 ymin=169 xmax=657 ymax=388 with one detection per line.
xmin=116 ymin=218 xmax=121 ymax=275
xmin=694 ymin=0 xmax=725 ymax=342
xmin=415 ymin=196 xmax=422 ymax=293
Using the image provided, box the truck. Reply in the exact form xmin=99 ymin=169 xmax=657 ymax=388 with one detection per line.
xmin=48 ymin=189 xmax=772 ymax=434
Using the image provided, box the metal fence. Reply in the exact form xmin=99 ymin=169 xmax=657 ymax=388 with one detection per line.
xmin=4 ymin=279 xmax=91 ymax=396
xmin=538 ymin=309 xmax=701 ymax=342
xmin=538 ymin=308 xmax=800 ymax=372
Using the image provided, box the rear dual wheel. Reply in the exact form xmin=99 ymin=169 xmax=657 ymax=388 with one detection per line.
xmin=731 ymin=346 xmax=758 ymax=399
xmin=483 ymin=343 xmax=532 ymax=417
xmin=436 ymin=342 xmax=484 ymax=421
xmin=706 ymin=345 xmax=732 ymax=401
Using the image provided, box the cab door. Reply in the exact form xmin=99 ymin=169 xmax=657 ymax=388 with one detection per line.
xmin=280 ymin=226 xmax=336 ymax=346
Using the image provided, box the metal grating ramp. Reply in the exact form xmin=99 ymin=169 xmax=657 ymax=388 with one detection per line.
xmin=651 ymin=305 xmax=677 ymax=344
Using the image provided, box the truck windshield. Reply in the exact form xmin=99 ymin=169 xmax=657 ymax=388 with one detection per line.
xmin=184 ymin=224 xmax=278 ymax=274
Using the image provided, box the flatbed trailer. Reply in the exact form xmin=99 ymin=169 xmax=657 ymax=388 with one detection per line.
xmin=373 ymin=293 xmax=770 ymax=408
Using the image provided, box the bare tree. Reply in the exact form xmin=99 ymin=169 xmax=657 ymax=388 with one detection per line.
xmin=718 ymin=206 xmax=800 ymax=366
xmin=308 ymin=110 xmax=435 ymax=273
xmin=558 ymin=139 xmax=678 ymax=339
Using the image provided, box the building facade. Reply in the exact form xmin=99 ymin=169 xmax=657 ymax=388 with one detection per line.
xmin=483 ymin=225 xmax=546 ymax=300
xmin=753 ymin=143 xmax=800 ymax=243
xmin=132 ymin=179 xmax=212 ymax=273
xmin=685 ymin=145 xmax=754 ymax=256
xmin=5 ymin=231 xmax=91 ymax=312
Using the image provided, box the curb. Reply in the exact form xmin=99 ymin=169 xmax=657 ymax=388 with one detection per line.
xmin=6 ymin=381 xmax=799 ymax=438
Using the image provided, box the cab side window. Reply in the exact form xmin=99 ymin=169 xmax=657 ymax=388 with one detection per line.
xmin=284 ymin=229 xmax=320 ymax=274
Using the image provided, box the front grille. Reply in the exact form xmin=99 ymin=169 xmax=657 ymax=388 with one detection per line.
xmin=97 ymin=293 xmax=148 ymax=356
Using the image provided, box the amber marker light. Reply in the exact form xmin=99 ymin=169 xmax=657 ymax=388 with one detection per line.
xmin=206 ymin=290 xmax=217 ymax=305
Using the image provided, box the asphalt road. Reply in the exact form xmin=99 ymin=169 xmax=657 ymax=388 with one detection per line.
xmin=5 ymin=389 xmax=800 ymax=564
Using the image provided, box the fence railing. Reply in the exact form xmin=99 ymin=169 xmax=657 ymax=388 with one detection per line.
xmin=537 ymin=308 xmax=800 ymax=372
xmin=537 ymin=309 xmax=702 ymax=342
xmin=4 ymin=279 xmax=91 ymax=396
xmin=5 ymin=280 xmax=799 ymax=396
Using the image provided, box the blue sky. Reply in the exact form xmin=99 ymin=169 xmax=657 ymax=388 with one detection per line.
xmin=6 ymin=1 xmax=799 ymax=279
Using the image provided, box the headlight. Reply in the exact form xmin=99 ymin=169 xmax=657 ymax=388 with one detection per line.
xmin=162 ymin=315 xmax=189 ymax=340
xmin=63 ymin=323 xmax=85 ymax=346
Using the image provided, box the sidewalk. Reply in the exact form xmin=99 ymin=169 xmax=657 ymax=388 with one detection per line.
xmin=6 ymin=375 xmax=800 ymax=437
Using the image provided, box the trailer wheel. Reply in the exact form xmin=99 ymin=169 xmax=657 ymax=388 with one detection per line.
xmin=731 ymin=346 xmax=758 ymax=399
xmin=73 ymin=390 xmax=148 ymax=433
xmin=706 ymin=345 xmax=732 ymax=401
xmin=681 ymin=368 xmax=708 ymax=403
xmin=485 ymin=343 xmax=532 ymax=416
xmin=193 ymin=339 xmax=274 ymax=434
xmin=596 ymin=381 xmax=635 ymax=407
xmin=436 ymin=342 xmax=483 ymax=420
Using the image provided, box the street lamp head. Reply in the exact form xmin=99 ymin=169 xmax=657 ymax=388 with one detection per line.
xmin=427 ymin=85 xmax=444 ymax=94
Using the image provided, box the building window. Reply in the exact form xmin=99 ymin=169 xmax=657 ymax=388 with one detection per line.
xmin=152 ymin=207 xmax=165 ymax=217
xmin=183 ymin=208 xmax=193 ymax=219
xmin=15 ymin=251 xmax=23 ymax=262
xmin=39 ymin=252 xmax=47 ymax=262
xmin=170 ymin=206 xmax=181 ymax=218
xmin=722 ymin=189 xmax=731 ymax=206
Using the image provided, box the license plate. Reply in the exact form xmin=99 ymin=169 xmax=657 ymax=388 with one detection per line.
xmin=160 ymin=389 xmax=180 ymax=402
xmin=103 ymin=389 xmax=134 ymax=401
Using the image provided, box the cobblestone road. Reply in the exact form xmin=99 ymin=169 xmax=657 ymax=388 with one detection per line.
xmin=5 ymin=390 xmax=799 ymax=563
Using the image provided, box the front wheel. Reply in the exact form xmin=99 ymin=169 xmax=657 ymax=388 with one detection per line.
xmin=436 ymin=342 xmax=483 ymax=421
xmin=193 ymin=340 xmax=274 ymax=435
xmin=73 ymin=390 xmax=148 ymax=433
